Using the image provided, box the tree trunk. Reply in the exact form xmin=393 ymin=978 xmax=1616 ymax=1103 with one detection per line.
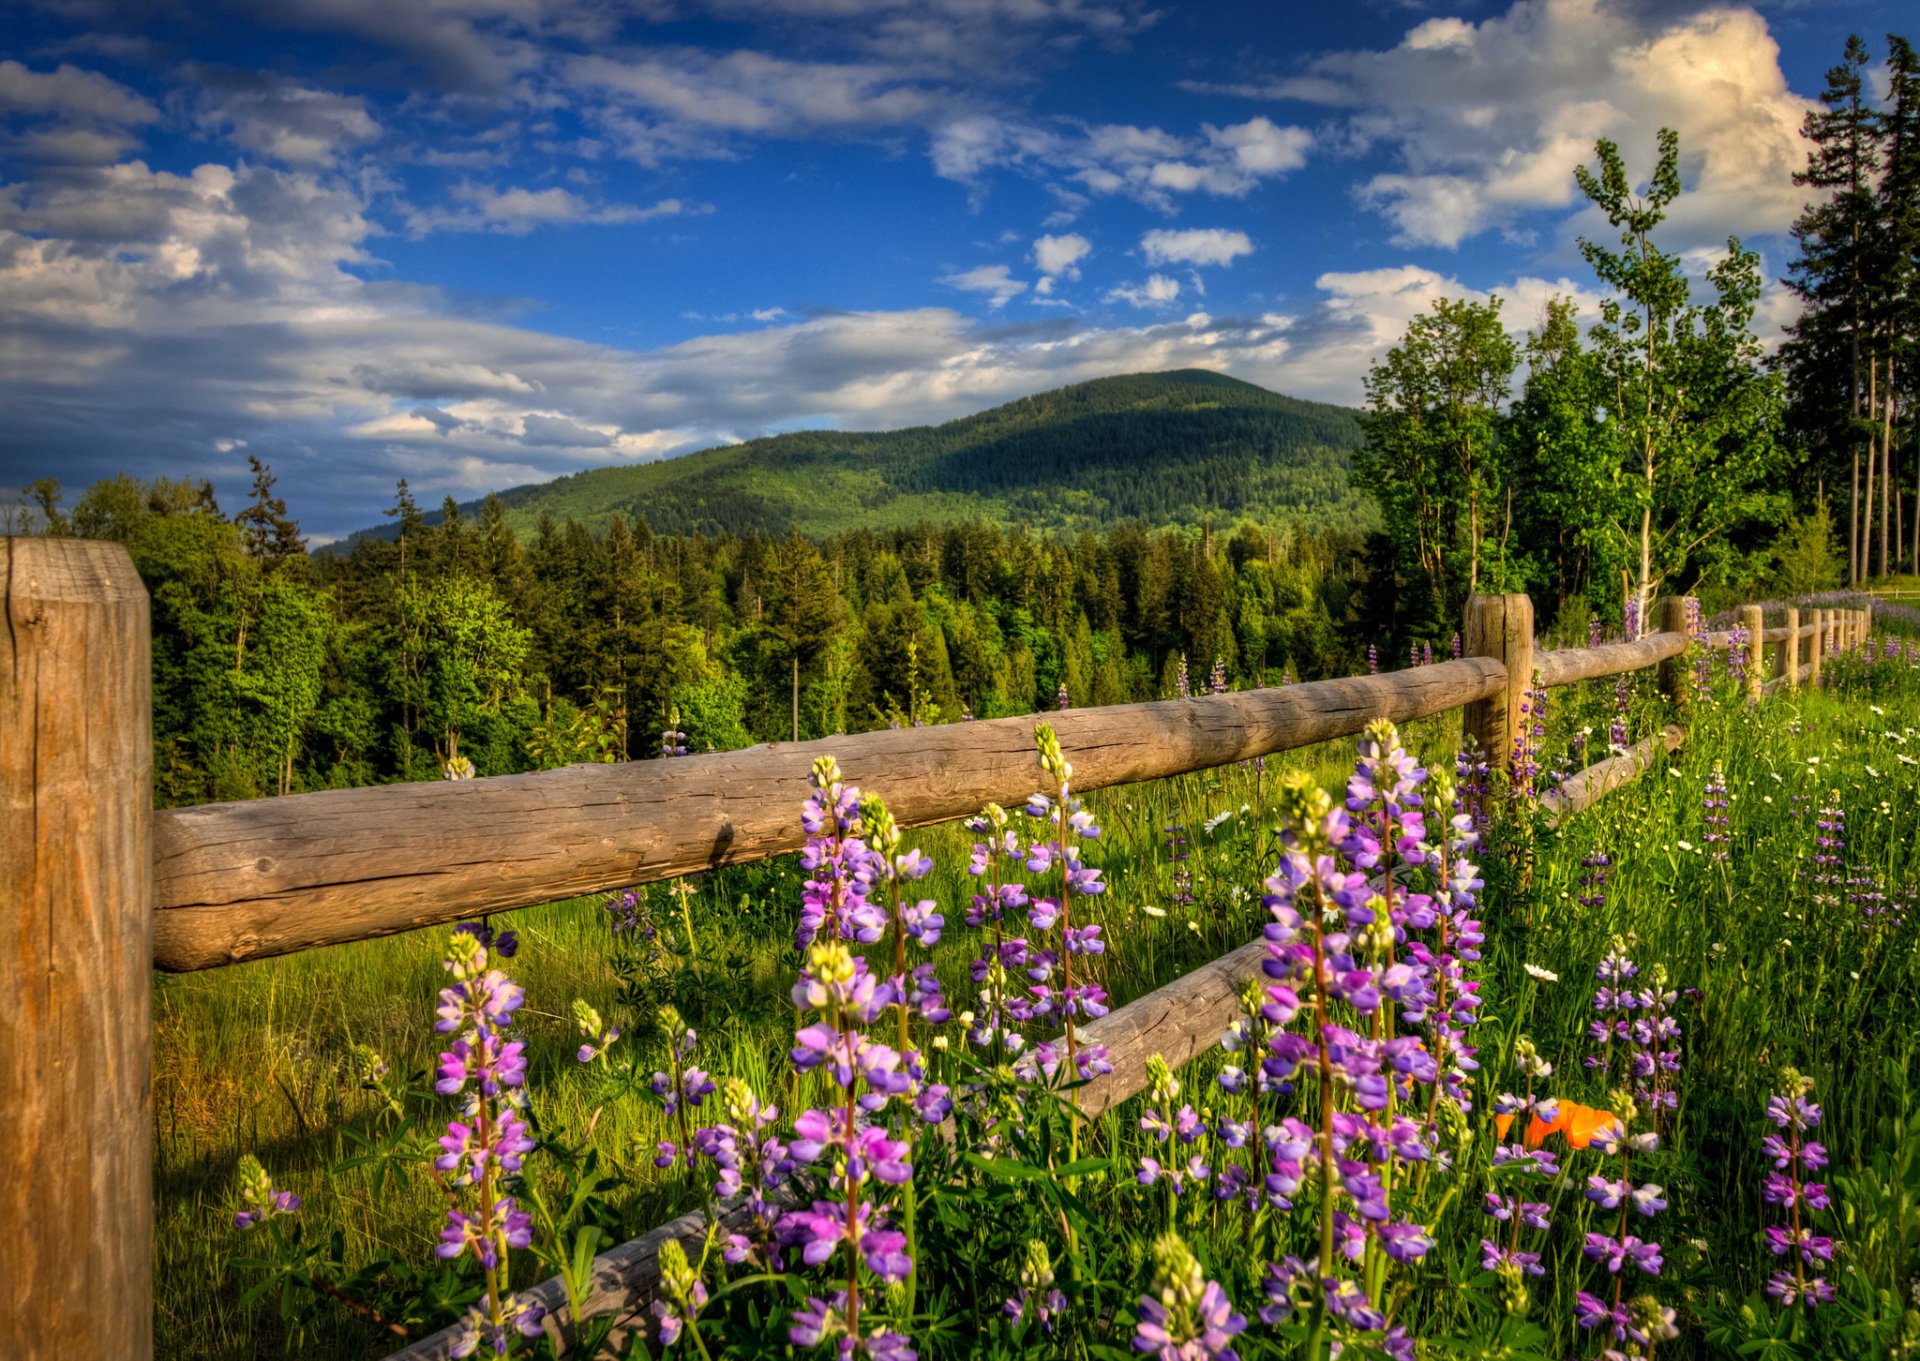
xmin=1882 ymin=357 xmax=1894 ymax=580
xmin=1864 ymin=355 xmax=1878 ymax=582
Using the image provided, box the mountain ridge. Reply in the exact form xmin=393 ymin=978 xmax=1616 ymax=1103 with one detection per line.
xmin=340 ymin=369 xmax=1370 ymax=544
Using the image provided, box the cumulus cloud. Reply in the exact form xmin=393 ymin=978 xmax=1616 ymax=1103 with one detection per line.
xmin=1033 ymin=232 xmax=1091 ymax=278
xmin=1207 ymin=0 xmax=1814 ymax=250
xmin=188 ymin=74 xmax=381 ymax=168
xmin=941 ymin=263 xmax=1027 ymax=307
xmin=1105 ymin=273 xmax=1180 ymax=307
xmin=0 ymin=61 xmax=158 ymax=125
xmin=1140 ymin=227 xmax=1253 ymax=268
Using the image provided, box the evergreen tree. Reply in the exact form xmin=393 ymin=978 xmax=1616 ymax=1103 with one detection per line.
xmin=765 ymin=531 xmax=843 ymax=740
xmin=235 ymin=456 xmax=306 ymax=566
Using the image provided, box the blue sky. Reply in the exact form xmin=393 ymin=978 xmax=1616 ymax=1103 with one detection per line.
xmin=0 ymin=0 xmax=1910 ymax=538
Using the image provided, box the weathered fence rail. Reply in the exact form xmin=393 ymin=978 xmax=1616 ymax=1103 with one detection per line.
xmin=0 ymin=533 xmax=1881 ymax=1361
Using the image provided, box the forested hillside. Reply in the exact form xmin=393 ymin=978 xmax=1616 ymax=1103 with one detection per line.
xmin=341 ymin=370 xmax=1369 ymax=543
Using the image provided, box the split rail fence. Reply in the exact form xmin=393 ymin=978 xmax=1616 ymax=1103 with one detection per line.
xmin=0 ymin=536 xmax=1878 ymax=1360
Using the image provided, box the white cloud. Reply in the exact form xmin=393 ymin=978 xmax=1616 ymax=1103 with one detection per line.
xmin=0 ymin=61 xmax=157 ymax=125
xmin=1140 ymin=227 xmax=1253 ymax=268
xmin=1032 ymin=232 xmax=1091 ymax=286
xmin=940 ymin=263 xmax=1027 ymax=307
xmin=930 ymin=113 xmax=1311 ymax=211
xmin=1204 ymin=116 xmax=1311 ymax=176
xmin=407 ymin=184 xmax=705 ymax=236
xmin=1233 ymin=0 xmax=1814 ymax=250
xmin=190 ymin=77 xmax=381 ymax=168
xmin=1105 ymin=273 xmax=1180 ymax=307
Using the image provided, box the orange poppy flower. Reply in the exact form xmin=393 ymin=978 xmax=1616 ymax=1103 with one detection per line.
xmin=1494 ymin=1101 xmax=1619 ymax=1150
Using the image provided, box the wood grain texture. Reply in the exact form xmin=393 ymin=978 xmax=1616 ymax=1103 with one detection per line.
xmin=1741 ymin=605 xmax=1765 ymax=701
xmin=1785 ymin=608 xmax=1800 ymax=691
xmin=1534 ymin=631 xmax=1687 ymax=689
xmin=0 ymin=537 xmax=153 ymax=1360
xmin=1461 ymin=594 xmax=1532 ymax=772
xmin=1657 ymin=599 xmax=1692 ymax=709
xmin=1810 ymin=611 xmax=1824 ymax=686
xmin=153 ymin=661 xmax=1506 ymax=970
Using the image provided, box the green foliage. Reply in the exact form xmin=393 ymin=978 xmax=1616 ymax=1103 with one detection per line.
xmin=335 ymin=371 xmax=1372 ymax=542
xmin=391 ymin=573 xmax=533 ymax=771
xmin=1355 ymin=294 xmax=1519 ymax=636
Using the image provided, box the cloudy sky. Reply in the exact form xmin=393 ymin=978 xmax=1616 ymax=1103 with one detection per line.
xmin=0 ymin=0 xmax=1908 ymax=538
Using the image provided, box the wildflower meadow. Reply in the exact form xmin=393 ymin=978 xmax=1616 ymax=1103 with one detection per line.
xmin=151 ymin=612 xmax=1920 ymax=1361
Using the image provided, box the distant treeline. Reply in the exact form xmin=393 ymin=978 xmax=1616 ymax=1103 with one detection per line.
xmin=20 ymin=465 xmax=1419 ymax=803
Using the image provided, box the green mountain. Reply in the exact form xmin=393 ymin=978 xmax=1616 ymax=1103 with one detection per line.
xmin=353 ymin=370 xmax=1370 ymax=543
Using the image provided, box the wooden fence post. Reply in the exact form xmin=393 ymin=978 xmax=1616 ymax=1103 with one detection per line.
xmin=1658 ymin=597 xmax=1692 ymax=710
xmin=0 ymin=538 xmax=153 ymax=1360
xmin=1462 ymin=593 xmax=1533 ymax=773
xmin=1740 ymin=604 xmax=1764 ymax=701
xmin=1809 ymin=610 xmax=1824 ymax=687
xmin=1784 ymin=607 xmax=1800 ymax=691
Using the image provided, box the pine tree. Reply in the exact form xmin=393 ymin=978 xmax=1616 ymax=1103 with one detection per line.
xmin=384 ymin=479 xmax=425 ymax=578
xmin=235 ymin=456 xmax=306 ymax=566
xmin=766 ymin=531 xmax=843 ymax=740
xmin=1783 ymin=36 xmax=1880 ymax=583
xmin=1878 ymin=35 xmax=1920 ymax=575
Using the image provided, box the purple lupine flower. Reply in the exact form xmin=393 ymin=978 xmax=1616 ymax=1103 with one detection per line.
xmin=1590 ymin=613 xmax=1605 ymax=649
xmin=432 ymin=928 xmax=541 ymax=1349
xmin=1631 ymin=966 xmax=1683 ymax=1118
xmin=1812 ymin=789 xmax=1845 ymax=903
xmin=693 ymin=1077 xmax=793 ymax=1269
xmin=1057 ymin=681 xmax=1070 ymax=710
xmin=1579 ymin=848 xmax=1611 ymax=910
xmin=795 ymin=756 xmax=887 ymax=950
xmin=777 ymin=940 xmax=916 ymax=1345
xmin=1624 ymin=594 xmax=1641 ymax=641
xmin=1585 ymin=940 xmax=1639 ymax=1076
xmin=231 ymin=1155 xmax=301 ymax=1231
xmin=660 ymin=708 xmax=688 ymax=758
xmin=1211 ymin=657 xmax=1229 ymax=694
xmin=649 ymin=1240 xmax=709 ymax=1348
xmin=1132 ymin=1234 xmax=1244 ymax=1361
xmin=1003 ymin=1240 xmax=1065 ymax=1333
xmin=1175 ymin=654 xmax=1191 ymax=700
xmin=1451 ymin=631 xmax=1462 ymax=660
xmin=1764 ymin=1072 xmax=1835 ymax=1309
xmin=1422 ymin=641 xmax=1434 ymax=667
xmin=448 ymin=1295 xmax=546 ymax=1359
xmin=1366 ymin=643 xmax=1379 ymax=675
xmin=1021 ymin=724 xmax=1111 ymax=1082
xmin=1703 ymin=763 xmax=1730 ymax=863
xmin=1611 ymin=674 xmax=1631 ymax=752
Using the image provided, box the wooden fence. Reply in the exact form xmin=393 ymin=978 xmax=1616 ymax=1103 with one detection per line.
xmin=0 ymin=535 xmax=1880 ymax=1360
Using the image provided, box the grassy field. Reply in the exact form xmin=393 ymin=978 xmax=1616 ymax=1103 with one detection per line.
xmin=155 ymin=628 xmax=1920 ymax=1359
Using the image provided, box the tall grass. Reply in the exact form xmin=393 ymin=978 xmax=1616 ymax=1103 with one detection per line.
xmin=154 ymin=637 xmax=1920 ymax=1359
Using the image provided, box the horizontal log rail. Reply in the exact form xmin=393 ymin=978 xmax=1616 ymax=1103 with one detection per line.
xmin=152 ymin=660 xmax=1508 ymax=971
xmin=1534 ymin=632 xmax=1686 ymax=688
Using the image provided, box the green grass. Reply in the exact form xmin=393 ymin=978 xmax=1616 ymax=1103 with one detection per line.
xmin=153 ymin=640 xmax=1920 ymax=1359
